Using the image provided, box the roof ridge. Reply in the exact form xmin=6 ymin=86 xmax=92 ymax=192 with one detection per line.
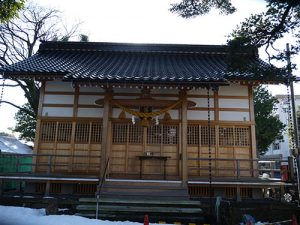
xmin=38 ymin=41 xmax=257 ymax=55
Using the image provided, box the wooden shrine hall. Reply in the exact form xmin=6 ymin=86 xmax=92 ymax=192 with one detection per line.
xmin=0 ymin=41 xmax=287 ymax=200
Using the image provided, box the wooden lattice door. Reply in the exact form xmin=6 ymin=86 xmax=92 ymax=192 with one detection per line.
xmin=109 ymin=122 xmax=180 ymax=180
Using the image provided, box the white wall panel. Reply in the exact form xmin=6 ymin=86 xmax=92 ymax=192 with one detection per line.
xmin=113 ymin=96 xmax=139 ymax=99
xmin=219 ymin=99 xmax=249 ymax=108
xmin=43 ymin=94 xmax=74 ymax=104
xmin=78 ymin=95 xmax=102 ymax=105
xmin=112 ymin=108 xmax=123 ymax=118
xmin=155 ymin=97 xmax=178 ymax=100
xmin=112 ymin=108 xmax=179 ymax=120
xmin=77 ymin=108 xmax=103 ymax=117
xmin=219 ymin=83 xmax=248 ymax=96
xmin=79 ymin=86 xmax=104 ymax=93
xmin=42 ymin=107 xmax=73 ymax=117
xmin=188 ymin=97 xmax=214 ymax=107
xmin=45 ymin=81 xmax=74 ymax=92
xmin=187 ymin=88 xmax=207 ymax=95
xmin=169 ymin=110 xmax=179 ymax=120
xmin=187 ymin=111 xmax=215 ymax=120
xmin=113 ymin=87 xmax=141 ymax=94
xmin=151 ymin=89 xmax=179 ymax=94
xmin=219 ymin=111 xmax=250 ymax=121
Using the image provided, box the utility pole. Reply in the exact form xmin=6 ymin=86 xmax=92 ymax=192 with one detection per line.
xmin=286 ymin=43 xmax=300 ymax=206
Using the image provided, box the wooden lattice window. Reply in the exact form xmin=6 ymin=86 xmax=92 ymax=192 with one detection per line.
xmin=128 ymin=124 xmax=143 ymax=144
xmin=219 ymin=127 xmax=234 ymax=146
xmin=162 ymin=125 xmax=178 ymax=145
xmin=40 ymin=121 xmax=56 ymax=142
xmin=74 ymin=122 xmax=102 ymax=144
xmin=147 ymin=125 xmax=162 ymax=145
xmin=57 ymin=122 xmax=72 ymax=142
xmin=91 ymin=123 xmax=102 ymax=143
xmin=235 ymin=127 xmax=250 ymax=146
xmin=201 ymin=126 xmax=216 ymax=146
xmin=112 ymin=123 xmax=127 ymax=144
xmin=75 ymin=123 xmax=90 ymax=143
xmin=187 ymin=125 xmax=199 ymax=145
xmin=112 ymin=123 xmax=143 ymax=144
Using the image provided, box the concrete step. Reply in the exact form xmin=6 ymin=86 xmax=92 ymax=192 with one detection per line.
xmin=100 ymin=179 xmax=189 ymax=199
xmin=77 ymin=194 xmax=205 ymax=224
xmin=79 ymin=197 xmax=201 ymax=207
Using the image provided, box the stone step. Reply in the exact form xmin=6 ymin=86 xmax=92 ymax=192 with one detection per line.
xmin=77 ymin=204 xmax=203 ymax=214
xmin=75 ymin=213 xmax=205 ymax=223
xmin=79 ymin=197 xmax=201 ymax=207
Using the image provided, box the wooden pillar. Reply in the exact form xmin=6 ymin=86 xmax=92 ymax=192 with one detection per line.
xmin=69 ymin=85 xmax=79 ymax=172
xmin=32 ymin=81 xmax=46 ymax=173
xmin=248 ymin=85 xmax=258 ymax=177
xmin=180 ymin=90 xmax=188 ymax=186
xmin=100 ymin=88 xmax=112 ymax=177
xmin=213 ymin=88 xmax=219 ymax=176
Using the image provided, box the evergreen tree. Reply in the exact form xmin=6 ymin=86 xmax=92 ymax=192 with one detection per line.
xmin=254 ymin=85 xmax=285 ymax=155
xmin=0 ymin=0 xmax=25 ymax=23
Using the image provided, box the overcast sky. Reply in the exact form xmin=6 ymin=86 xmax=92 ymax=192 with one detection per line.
xmin=0 ymin=0 xmax=299 ymax=135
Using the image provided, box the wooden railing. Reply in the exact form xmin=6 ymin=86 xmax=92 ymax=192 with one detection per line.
xmin=0 ymin=153 xmax=291 ymax=181
xmin=0 ymin=153 xmax=101 ymax=176
xmin=187 ymin=157 xmax=289 ymax=180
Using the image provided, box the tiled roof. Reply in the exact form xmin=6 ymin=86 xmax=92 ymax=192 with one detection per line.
xmin=0 ymin=41 xmax=284 ymax=84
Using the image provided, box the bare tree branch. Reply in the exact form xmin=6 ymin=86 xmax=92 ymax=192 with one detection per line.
xmin=0 ymin=100 xmax=35 ymax=117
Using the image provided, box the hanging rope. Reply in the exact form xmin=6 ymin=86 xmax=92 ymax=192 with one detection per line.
xmin=111 ymin=99 xmax=182 ymax=119
xmin=0 ymin=78 xmax=5 ymax=108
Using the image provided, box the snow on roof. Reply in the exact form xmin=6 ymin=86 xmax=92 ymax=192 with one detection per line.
xmin=0 ymin=135 xmax=32 ymax=154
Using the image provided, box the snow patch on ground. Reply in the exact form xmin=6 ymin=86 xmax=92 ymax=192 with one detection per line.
xmin=0 ymin=205 xmax=170 ymax=225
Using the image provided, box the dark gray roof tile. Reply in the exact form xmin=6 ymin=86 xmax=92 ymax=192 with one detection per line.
xmin=1 ymin=41 xmax=285 ymax=84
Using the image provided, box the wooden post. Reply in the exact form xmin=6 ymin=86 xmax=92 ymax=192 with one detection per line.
xmin=32 ymin=81 xmax=46 ymax=173
xmin=236 ymin=159 xmax=240 ymax=179
xmin=45 ymin=155 xmax=52 ymax=197
xmin=100 ymin=88 xmax=112 ymax=178
xmin=180 ymin=90 xmax=188 ymax=186
xmin=69 ymin=84 xmax=79 ymax=172
xmin=248 ymin=85 xmax=258 ymax=177
xmin=236 ymin=185 xmax=241 ymax=202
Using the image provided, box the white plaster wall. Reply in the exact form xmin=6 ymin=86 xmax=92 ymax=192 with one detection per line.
xmin=43 ymin=94 xmax=74 ymax=104
xmin=168 ymin=110 xmax=179 ymax=120
xmin=79 ymin=86 xmax=104 ymax=93
xmin=219 ymin=83 xmax=248 ymax=96
xmin=112 ymin=108 xmax=124 ymax=118
xmin=187 ymin=111 xmax=215 ymax=120
xmin=78 ymin=95 xmax=102 ymax=105
xmin=113 ymin=87 xmax=141 ymax=94
xmin=219 ymin=111 xmax=249 ymax=121
xmin=77 ymin=108 xmax=104 ymax=117
xmin=111 ymin=108 xmax=179 ymax=120
xmin=154 ymin=97 xmax=179 ymax=100
xmin=45 ymin=81 xmax=74 ymax=92
xmin=219 ymin=99 xmax=249 ymax=108
xmin=113 ymin=96 xmax=139 ymax=100
xmin=42 ymin=107 xmax=73 ymax=117
xmin=151 ymin=89 xmax=179 ymax=95
xmin=188 ymin=97 xmax=214 ymax=107
xmin=187 ymin=88 xmax=208 ymax=95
